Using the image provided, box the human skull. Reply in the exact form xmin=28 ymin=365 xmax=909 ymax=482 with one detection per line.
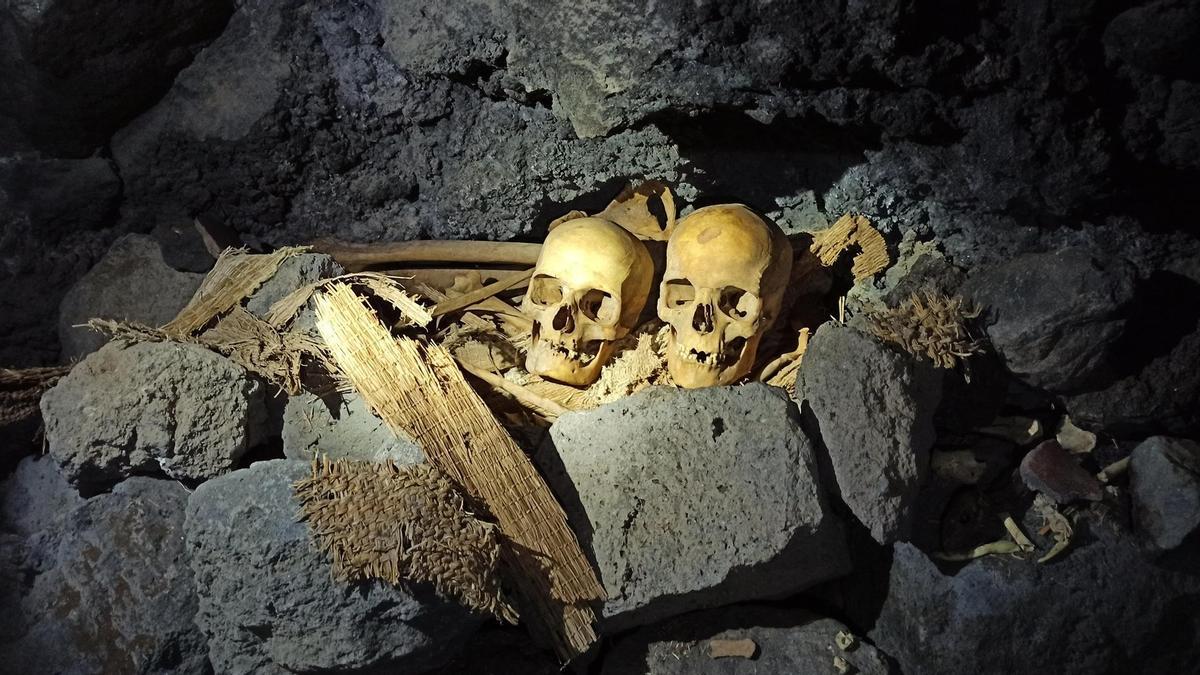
xmin=658 ymin=204 xmax=792 ymax=388
xmin=523 ymin=218 xmax=654 ymax=386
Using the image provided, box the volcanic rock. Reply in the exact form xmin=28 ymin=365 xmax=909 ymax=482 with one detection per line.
xmin=1130 ymin=436 xmax=1200 ymax=552
xmin=538 ymin=383 xmax=849 ymax=631
xmin=0 ymin=0 xmax=232 ymax=155
xmin=1019 ymin=440 xmax=1104 ymax=503
xmin=799 ymin=323 xmax=942 ymax=544
xmin=57 ymin=234 xmax=204 ymax=359
xmin=602 ymin=605 xmax=891 ymax=675
xmin=0 ymin=472 xmax=209 ymax=674
xmin=244 ymin=252 xmax=344 ymax=328
xmin=41 ymin=341 xmax=268 ymax=493
xmin=871 ymin=532 xmax=1200 ymax=674
xmin=282 ymin=390 xmax=423 ymax=464
xmin=962 ymin=248 xmax=1136 ymax=393
xmin=185 ymin=459 xmax=479 ymax=674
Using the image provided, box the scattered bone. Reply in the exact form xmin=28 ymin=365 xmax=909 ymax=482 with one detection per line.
xmin=432 ymin=269 xmax=533 ymax=318
xmin=934 ymin=539 xmax=1024 ymax=562
xmin=192 ymin=216 xmax=243 ymax=259
xmin=594 ymin=180 xmax=677 ymax=241
xmin=1002 ymin=515 xmax=1036 ymax=553
xmin=1097 ymin=456 xmax=1130 ymax=483
xmin=707 ymin=638 xmax=757 ymax=659
xmin=310 ymin=238 xmax=542 ymax=271
xmin=1055 ymin=416 xmax=1097 ymax=454
xmin=833 ymin=654 xmax=853 ymax=674
xmin=835 ymin=630 xmax=858 ymax=652
xmin=809 ymin=214 xmax=890 ymax=282
xmin=1033 ymin=494 xmax=1074 ymax=563
xmin=865 ymin=291 xmax=983 ymax=370
xmin=977 ymin=415 xmax=1042 ymax=445
xmin=294 ymin=456 xmax=516 ymax=622
xmin=314 ymin=283 xmax=604 ymax=661
xmin=760 ymin=327 xmax=810 ymax=394
xmin=456 ymin=357 xmax=570 ymax=421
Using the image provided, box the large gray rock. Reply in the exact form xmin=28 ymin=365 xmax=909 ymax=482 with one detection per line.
xmin=185 ymin=460 xmax=480 ymax=674
xmin=962 ymin=248 xmax=1136 ymax=393
xmin=41 ymin=341 xmax=268 ymax=493
xmin=282 ymin=390 xmax=424 ymax=463
xmin=57 ymin=233 xmax=204 ymax=359
xmin=1131 ymin=436 xmax=1200 ymax=552
xmin=799 ymin=323 xmax=942 ymax=544
xmin=0 ymin=455 xmax=85 ymax=538
xmin=0 ymin=474 xmax=209 ymax=674
xmin=871 ymin=532 xmax=1200 ymax=675
xmin=602 ymin=606 xmax=892 ymax=675
xmin=539 ymin=383 xmax=849 ymax=631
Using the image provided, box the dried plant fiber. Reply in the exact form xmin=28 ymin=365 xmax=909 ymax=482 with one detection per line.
xmin=313 ymin=282 xmax=604 ymax=661
xmin=294 ymin=456 xmax=516 ymax=622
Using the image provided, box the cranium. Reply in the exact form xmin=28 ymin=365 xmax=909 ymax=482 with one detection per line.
xmin=523 ymin=217 xmax=654 ymax=386
xmin=658 ymin=204 xmax=792 ymax=388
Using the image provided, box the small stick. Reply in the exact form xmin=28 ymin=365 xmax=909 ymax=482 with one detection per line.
xmin=456 ymin=357 xmax=569 ymax=420
xmin=311 ymin=239 xmax=542 ymax=271
xmin=432 ymin=269 xmax=534 ymax=318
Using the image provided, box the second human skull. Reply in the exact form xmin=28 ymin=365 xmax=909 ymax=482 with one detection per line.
xmin=523 ymin=218 xmax=654 ymax=386
xmin=658 ymin=204 xmax=792 ymax=388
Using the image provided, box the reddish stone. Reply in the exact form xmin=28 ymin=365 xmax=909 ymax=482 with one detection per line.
xmin=1019 ymin=440 xmax=1104 ymax=503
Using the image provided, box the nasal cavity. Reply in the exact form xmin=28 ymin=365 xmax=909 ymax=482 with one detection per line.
xmin=553 ymin=305 xmax=575 ymax=332
xmin=692 ymin=304 xmax=714 ymax=333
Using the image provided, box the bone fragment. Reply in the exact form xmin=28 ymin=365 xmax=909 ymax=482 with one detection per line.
xmin=310 ymin=239 xmax=542 ymax=271
xmin=432 ymin=269 xmax=533 ymax=318
xmin=708 ymin=638 xmax=757 ymax=659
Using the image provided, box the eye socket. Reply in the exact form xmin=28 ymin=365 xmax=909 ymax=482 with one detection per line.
xmin=528 ymin=274 xmax=564 ymax=307
xmin=580 ymin=289 xmax=619 ymax=325
xmin=662 ymin=279 xmax=696 ymax=308
xmin=718 ymin=286 xmax=759 ymax=320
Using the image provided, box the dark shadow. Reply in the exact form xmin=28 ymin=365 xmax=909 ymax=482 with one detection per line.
xmin=1110 ymin=270 xmax=1200 ymax=380
xmin=642 ymin=108 xmax=881 ymax=214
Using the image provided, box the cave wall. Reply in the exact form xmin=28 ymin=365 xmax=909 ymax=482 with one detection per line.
xmin=2 ymin=0 xmax=1198 ymax=372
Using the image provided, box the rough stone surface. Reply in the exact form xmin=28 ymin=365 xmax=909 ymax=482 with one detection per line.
xmin=41 ymin=341 xmax=268 ymax=493
xmin=799 ymin=323 xmax=942 ymax=545
xmin=185 ymin=459 xmax=479 ymax=674
xmin=282 ymin=390 xmax=424 ymax=464
xmin=1019 ymin=440 xmax=1105 ymax=503
xmin=538 ymin=383 xmax=849 ymax=631
xmin=962 ymin=248 xmax=1137 ymax=394
xmin=0 ymin=0 xmax=233 ymax=155
xmin=245 ymin=252 xmax=344 ymax=333
xmin=602 ymin=606 xmax=892 ymax=675
xmin=0 ymin=474 xmax=209 ymax=674
xmin=871 ymin=530 xmax=1200 ymax=675
xmin=1131 ymin=436 xmax=1200 ymax=552
xmin=57 ymin=233 xmax=204 ymax=359
xmin=0 ymin=456 xmax=85 ymax=538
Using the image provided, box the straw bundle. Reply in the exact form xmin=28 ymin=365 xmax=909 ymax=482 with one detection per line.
xmin=313 ymin=282 xmax=604 ymax=661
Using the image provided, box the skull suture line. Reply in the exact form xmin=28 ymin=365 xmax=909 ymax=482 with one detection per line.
xmin=658 ymin=204 xmax=793 ymax=388
xmin=523 ymin=218 xmax=654 ymax=386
